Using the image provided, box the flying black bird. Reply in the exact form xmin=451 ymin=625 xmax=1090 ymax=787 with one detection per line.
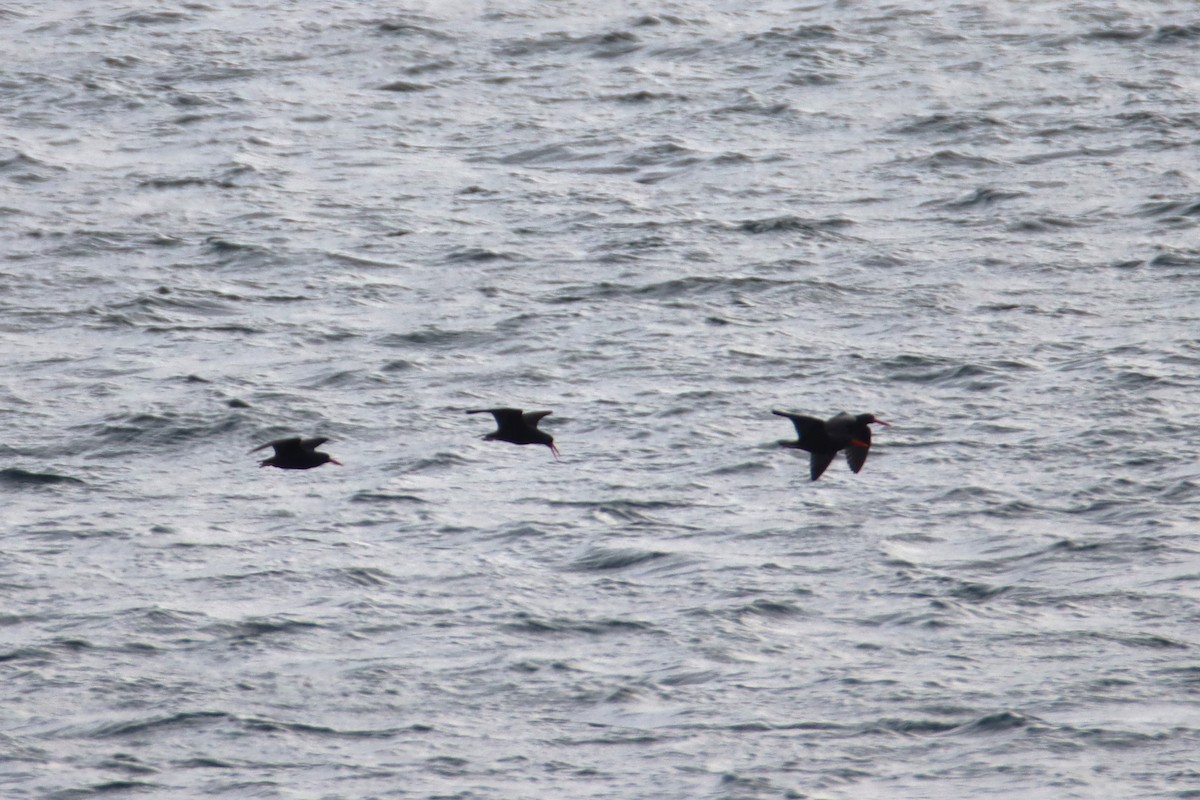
xmin=466 ymin=408 xmax=559 ymax=458
xmin=772 ymin=410 xmax=890 ymax=481
xmin=251 ymin=436 xmax=342 ymax=470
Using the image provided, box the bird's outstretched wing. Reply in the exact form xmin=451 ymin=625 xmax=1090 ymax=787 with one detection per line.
xmin=809 ymin=451 xmax=837 ymax=481
xmin=299 ymin=437 xmax=329 ymax=451
xmin=845 ymin=430 xmax=871 ymax=474
xmin=467 ymin=408 xmax=524 ymax=424
xmin=522 ymin=410 xmax=552 ymax=428
xmin=772 ymin=410 xmax=825 ymax=443
xmin=249 ymin=436 xmax=303 ymax=455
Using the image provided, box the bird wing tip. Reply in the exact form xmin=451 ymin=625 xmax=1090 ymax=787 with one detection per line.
xmin=809 ymin=452 xmax=836 ymax=481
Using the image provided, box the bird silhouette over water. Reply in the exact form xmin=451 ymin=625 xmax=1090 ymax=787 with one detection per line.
xmin=773 ymin=410 xmax=890 ymax=481
xmin=467 ymin=408 xmax=559 ymax=459
xmin=251 ymin=436 xmax=342 ymax=470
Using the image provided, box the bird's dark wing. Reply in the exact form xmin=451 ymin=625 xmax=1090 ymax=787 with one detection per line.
xmin=810 ymin=451 xmax=837 ymax=481
xmin=522 ymin=410 xmax=552 ymax=428
xmin=841 ymin=417 xmax=872 ymax=473
xmin=845 ymin=435 xmax=871 ymax=474
xmin=467 ymin=407 xmax=523 ymax=423
xmin=300 ymin=437 xmax=329 ymax=452
xmin=772 ymin=410 xmax=825 ymax=443
xmin=271 ymin=437 xmax=308 ymax=457
xmin=249 ymin=436 xmax=303 ymax=455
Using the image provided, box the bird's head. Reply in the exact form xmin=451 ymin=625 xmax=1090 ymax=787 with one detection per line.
xmin=859 ymin=414 xmax=891 ymax=427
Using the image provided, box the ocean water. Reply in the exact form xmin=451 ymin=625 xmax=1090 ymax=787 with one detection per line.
xmin=3 ymin=1 xmax=1200 ymax=798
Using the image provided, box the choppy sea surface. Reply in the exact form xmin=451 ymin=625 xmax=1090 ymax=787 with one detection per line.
xmin=3 ymin=2 xmax=1200 ymax=798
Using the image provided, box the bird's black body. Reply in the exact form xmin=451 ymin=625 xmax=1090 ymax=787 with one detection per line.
xmin=251 ymin=436 xmax=342 ymax=470
xmin=467 ymin=408 xmax=558 ymax=458
xmin=772 ymin=410 xmax=890 ymax=481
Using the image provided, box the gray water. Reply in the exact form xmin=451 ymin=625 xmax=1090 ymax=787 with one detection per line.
xmin=3 ymin=1 xmax=1200 ymax=798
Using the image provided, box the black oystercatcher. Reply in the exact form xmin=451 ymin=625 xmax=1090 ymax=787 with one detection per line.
xmin=772 ymin=410 xmax=890 ymax=481
xmin=467 ymin=408 xmax=559 ymax=459
xmin=251 ymin=436 xmax=342 ymax=470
